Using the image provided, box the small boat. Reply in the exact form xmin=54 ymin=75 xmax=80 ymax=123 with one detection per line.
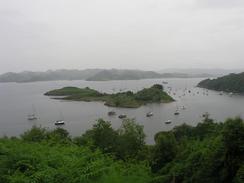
xmin=202 ymin=112 xmax=209 ymax=118
xmin=54 ymin=120 xmax=65 ymax=125
xmin=229 ymin=92 xmax=233 ymax=96
xmin=181 ymin=106 xmax=186 ymax=110
xmin=118 ymin=114 xmax=127 ymax=119
xmin=108 ymin=111 xmax=116 ymax=116
xmin=55 ymin=111 xmax=65 ymax=125
xmin=162 ymin=81 xmax=168 ymax=84
xmin=146 ymin=112 xmax=153 ymax=117
xmin=27 ymin=105 xmax=37 ymax=120
xmin=27 ymin=114 xmax=37 ymax=120
xmin=165 ymin=120 xmax=172 ymax=124
xmin=219 ymin=91 xmax=224 ymax=95
xmin=174 ymin=111 xmax=180 ymax=115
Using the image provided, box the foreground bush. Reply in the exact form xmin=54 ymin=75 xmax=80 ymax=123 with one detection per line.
xmin=0 ymin=138 xmax=152 ymax=183
xmin=0 ymin=117 xmax=244 ymax=183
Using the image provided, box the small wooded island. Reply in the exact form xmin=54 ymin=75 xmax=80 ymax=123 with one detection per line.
xmin=198 ymin=72 xmax=244 ymax=93
xmin=45 ymin=84 xmax=174 ymax=108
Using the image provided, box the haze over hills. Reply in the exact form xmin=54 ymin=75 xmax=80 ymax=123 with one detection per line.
xmin=85 ymin=69 xmax=163 ymax=81
xmin=0 ymin=69 xmax=216 ymax=83
xmin=159 ymin=68 xmax=243 ymax=76
xmin=0 ymin=69 xmax=103 ymax=83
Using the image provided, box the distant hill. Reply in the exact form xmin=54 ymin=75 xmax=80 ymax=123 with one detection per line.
xmin=86 ymin=70 xmax=213 ymax=81
xmin=160 ymin=73 xmax=212 ymax=78
xmin=197 ymin=72 xmax=244 ymax=93
xmin=85 ymin=69 xmax=162 ymax=81
xmin=159 ymin=68 xmax=243 ymax=76
xmin=0 ymin=69 xmax=214 ymax=83
xmin=0 ymin=69 xmax=103 ymax=83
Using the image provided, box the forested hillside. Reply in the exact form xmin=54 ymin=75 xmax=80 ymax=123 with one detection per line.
xmin=198 ymin=72 xmax=244 ymax=93
xmin=0 ymin=117 xmax=243 ymax=183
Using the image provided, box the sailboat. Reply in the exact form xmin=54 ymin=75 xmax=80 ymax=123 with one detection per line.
xmin=174 ymin=110 xmax=180 ymax=115
xmin=54 ymin=120 xmax=65 ymax=125
xmin=174 ymin=103 xmax=180 ymax=115
xmin=54 ymin=111 xmax=65 ymax=125
xmin=108 ymin=111 xmax=116 ymax=116
xmin=146 ymin=112 xmax=153 ymax=117
xmin=165 ymin=120 xmax=172 ymax=124
xmin=27 ymin=105 xmax=37 ymax=120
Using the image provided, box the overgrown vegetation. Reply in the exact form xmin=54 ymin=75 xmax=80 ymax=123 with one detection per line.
xmin=198 ymin=72 xmax=244 ymax=93
xmin=1 ymin=117 xmax=244 ymax=182
xmin=44 ymin=84 xmax=174 ymax=108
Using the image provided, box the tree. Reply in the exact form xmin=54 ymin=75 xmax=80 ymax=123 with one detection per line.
xmin=152 ymin=84 xmax=163 ymax=90
xmin=172 ymin=123 xmax=194 ymax=141
xmin=21 ymin=126 xmax=47 ymax=142
xmin=47 ymin=128 xmax=71 ymax=143
xmin=222 ymin=118 xmax=244 ymax=182
xmin=151 ymin=132 xmax=178 ymax=172
xmin=116 ymin=119 xmax=146 ymax=160
xmin=74 ymin=119 xmax=118 ymax=154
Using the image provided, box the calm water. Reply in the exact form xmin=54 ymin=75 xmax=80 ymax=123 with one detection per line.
xmin=0 ymin=78 xmax=244 ymax=144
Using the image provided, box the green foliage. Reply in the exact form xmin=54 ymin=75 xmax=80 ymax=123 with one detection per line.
xmin=75 ymin=119 xmax=146 ymax=160
xmin=234 ymin=164 xmax=244 ymax=183
xmin=153 ymin=118 xmax=244 ymax=183
xmin=0 ymin=138 xmax=152 ymax=183
xmin=151 ymin=84 xmax=164 ymax=90
xmin=221 ymin=118 xmax=244 ymax=182
xmin=1 ymin=118 xmax=244 ymax=182
xmin=172 ymin=123 xmax=194 ymax=141
xmin=45 ymin=87 xmax=102 ymax=97
xmin=74 ymin=119 xmax=119 ymax=154
xmin=116 ymin=119 xmax=146 ymax=160
xmin=21 ymin=126 xmax=48 ymax=142
xmin=21 ymin=126 xmax=71 ymax=144
xmin=45 ymin=85 xmax=174 ymax=108
xmin=198 ymin=72 xmax=244 ymax=93
xmin=135 ymin=85 xmax=171 ymax=102
xmin=151 ymin=132 xmax=178 ymax=172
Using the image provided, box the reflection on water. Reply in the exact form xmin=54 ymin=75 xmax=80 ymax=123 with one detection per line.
xmin=0 ymin=78 xmax=244 ymax=144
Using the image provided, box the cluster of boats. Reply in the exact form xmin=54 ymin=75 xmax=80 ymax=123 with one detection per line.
xmin=27 ymin=105 xmax=66 ymax=126
xmin=108 ymin=111 xmax=125 ymax=118
xmin=168 ymin=86 xmax=235 ymax=99
xmin=107 ymin=105 xmax=186 ymax=124
xmin=219 ymin=91 xmax=233 ymax=96
xmin=108 ymin=111 xmax=127 ymax=119
xmin=28 ymin=114 xmax=65 ymax=126
xmin=28 ymin=113 xmax=66 ymax=126
xmin=107 ymin=111 xmax=154 ymax=119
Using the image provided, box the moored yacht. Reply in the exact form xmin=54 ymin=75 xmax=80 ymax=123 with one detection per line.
xmin=54 ymin=120 xmax=65 ymax=125
xmin=165 ymin=120 xmax=172 ymax=124
xmin=146 ymin=112 xmax=153 ymax=117
xmin=118 ymin=114 xmax=127 ymax=119
xmin=108 ymin=111 xmax=116 ymax=116
xmin=27 ymin=114 xmax=37 ymax=120
xmin=174 ymin=111 xmax=180 ymax=115
xmin=27 ymin=105 xmax=37 ymax=120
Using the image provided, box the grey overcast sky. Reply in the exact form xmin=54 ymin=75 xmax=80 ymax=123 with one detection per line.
xmin=0 ymin=0 xmax=243 ymax=73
